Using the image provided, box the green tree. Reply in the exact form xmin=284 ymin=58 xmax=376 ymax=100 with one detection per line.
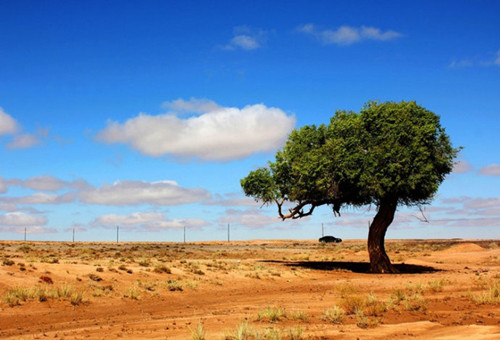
xmin=241 ymin=101 xmax=459 ymax=273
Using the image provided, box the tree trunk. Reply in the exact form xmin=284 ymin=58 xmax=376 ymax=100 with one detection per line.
xmin=368 ymin=198 xmax=398 ymax=273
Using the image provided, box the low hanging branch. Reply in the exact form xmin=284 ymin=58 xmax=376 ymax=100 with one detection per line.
xmin=276 ymin=198 xmax=341 ymax=220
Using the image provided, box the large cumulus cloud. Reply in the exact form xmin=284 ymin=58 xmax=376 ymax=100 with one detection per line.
xmin=96 ymin=99 xmax=295 ymax=161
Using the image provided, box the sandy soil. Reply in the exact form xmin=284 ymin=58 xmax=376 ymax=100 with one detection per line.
xmin=0 ymin=239 xmax=499 ymax=339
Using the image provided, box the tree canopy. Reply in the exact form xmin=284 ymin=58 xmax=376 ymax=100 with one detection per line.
xmin=241 ymin=101 xmax=459 ymax=273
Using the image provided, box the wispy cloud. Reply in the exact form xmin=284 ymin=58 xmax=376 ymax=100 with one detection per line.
xmin=0 ymin=107 xmax=53 ymax=150
xmin=297 ymin=24 xmax=402 ymax=45
xmin=0 ymin=107 xmax=19 ymax=135
xmin=221 ymin=26 xmax=268 ymax=50
xmin=6 ymin=133 xmax=40 ymax=149
xmin=21 ymin=175 xmax=88 ymax=192
xmin=453 ymin=159 xmax=474 ymax=174
xmin=479 ymin=163 xmax=500 ymax=176
xmin=96 ymin=98 xmax=296 ymax=162
xmin=449 ymin=49 xmax=500 ymax=68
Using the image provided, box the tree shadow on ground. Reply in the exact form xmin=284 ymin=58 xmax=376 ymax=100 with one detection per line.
xmin=261 ymin=260 xmax=440 ymax=274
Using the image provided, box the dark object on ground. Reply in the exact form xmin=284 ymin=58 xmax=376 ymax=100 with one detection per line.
xmin=319 ymin=236 xmax=342 ymax=243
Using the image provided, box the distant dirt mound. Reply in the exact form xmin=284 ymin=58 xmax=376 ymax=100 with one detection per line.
xmin=441 ymin=243 xmax=485 ymax=253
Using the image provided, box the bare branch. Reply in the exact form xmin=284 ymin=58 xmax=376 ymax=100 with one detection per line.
xmin=276 ymin=199 xmax=339 ymax=220
xmin=411 ymin=205 xmax=429 ymax=223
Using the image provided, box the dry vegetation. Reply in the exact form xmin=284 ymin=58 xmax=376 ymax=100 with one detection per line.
xmin=0 ymin=239 xmax=499 ymax=339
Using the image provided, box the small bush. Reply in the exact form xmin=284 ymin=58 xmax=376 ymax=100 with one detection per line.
xmin=138 ymin=260 xmax=151 ymax=267
xmin=190 ymin=321 xmax=205 ymax=340
xmin=289 ymin=310 xmax=309 ymax=322
xmin=287 ymin=327 xmax=303 ymax=340
xmin=257 ymin=307 xmax=286 ymax=323
xmin=153 ymin=264 xmax=172 ymax=274
xmin=339 ymin=295 xmax=365 ymax=315
xmin=355 ymin=309 xmax=369 ymax=329
xmin=39 ymin=275 xmax=54 ymax=284
xmin=88 ymin=273 xmax=103 ymax=282
xmin=125 ymin=286 xmax=140 ymax=300
xmin=70 ymin=292 xmax=84 ymax=305
xmin=469 ymin=281 xmax=500 ymax=304
xmin=2 ymin=258 xmax=15 ymax=266
xmin=18 ymin=245 xmax=32 ymax=253
xmin=324 ymin=306 xmax=345 ymax=324
xmin=166 ymin=280 xmax=183 ymax=291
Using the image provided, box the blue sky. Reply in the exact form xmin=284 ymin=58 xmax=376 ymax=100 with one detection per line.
xmin=0 ymin=0 xmax=499 ymax=242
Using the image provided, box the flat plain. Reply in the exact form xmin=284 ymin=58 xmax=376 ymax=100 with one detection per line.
xmin=1 ymin=239 xmax=499 ymax=339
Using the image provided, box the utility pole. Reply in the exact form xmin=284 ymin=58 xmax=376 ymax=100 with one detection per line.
xmin=24 ymin=227 xmax=27 ymax=242
xmin=116 ymin=225 xmax=119 ymax=243
xmin=227 ymin=223 xmax=230 ymax=242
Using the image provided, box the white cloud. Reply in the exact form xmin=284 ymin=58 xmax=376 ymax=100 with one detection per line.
xmin=162 ymin=98 xmax=220 ymax=114
xmin=464 ymin=197 xmax=500 ymax=210
xmin=298 ymin=24 xmax=402 ymax=45
xmin=80 ymin=180 xmax=210 ymax=206
xmin=95 ymin=211 xmax=166 ymax=225
xmin=449 ymin=59 xmax=474 ymax=68
xmin=0 ymin=211 xmax=47 ymax=227
xmin=0 ymin=177 xmax=7 ymax=194
xmin=92 ymin=211 xmax=208 ymax=231
xmin=450 ymin=49 xmax=500 ymax=68
xmin=22 ymin=175 xmax=69 ymax=191
xmin=6 ymin=133 xmax=39 ymax=149
xmin=222 ymin=26 xmax=267 ymax=50
xmin=0 ymin=225 xmax=57 ymax=234
xmin=20 ymin=175 xmax=88 ymax=192
xmin=0 ymin=107 xmax=19 ymax=135
xmin=479 ymin=163 xmax=500 ymax=176
xmin=0 ymin=202 xmax=18 ymax=211
xmin=453 ymin=159 xmax=474 ymax=174
xmin=96 ymin=100 xmax=296 ymax=161
xmin=0 ymin=192 xmax=76 ymax=205
xmin=231 ymin=35 xmax=260 ymax=50
xmin=431 ymin=217 xmax=500 ymax=228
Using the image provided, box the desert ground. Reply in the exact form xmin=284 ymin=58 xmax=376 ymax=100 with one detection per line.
xmin=0 ymin=239 xmax=499 ymax=339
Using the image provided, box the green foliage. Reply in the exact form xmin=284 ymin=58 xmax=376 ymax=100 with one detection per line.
xmin=241 ymin=101 xmax=459 ymax=213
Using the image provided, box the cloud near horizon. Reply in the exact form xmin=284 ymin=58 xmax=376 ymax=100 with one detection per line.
xmin=96 ymin=99 xmax=296 ymax=161
xmin=79 ymin=180 xmax=211 ymax=206
xmin=0 ymin=211 xmax=47 ymax=227
xmin=298 ymin=24 xmax=402 ymax=45
xmin=92 ymin=211 xmax=209 ymax=231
